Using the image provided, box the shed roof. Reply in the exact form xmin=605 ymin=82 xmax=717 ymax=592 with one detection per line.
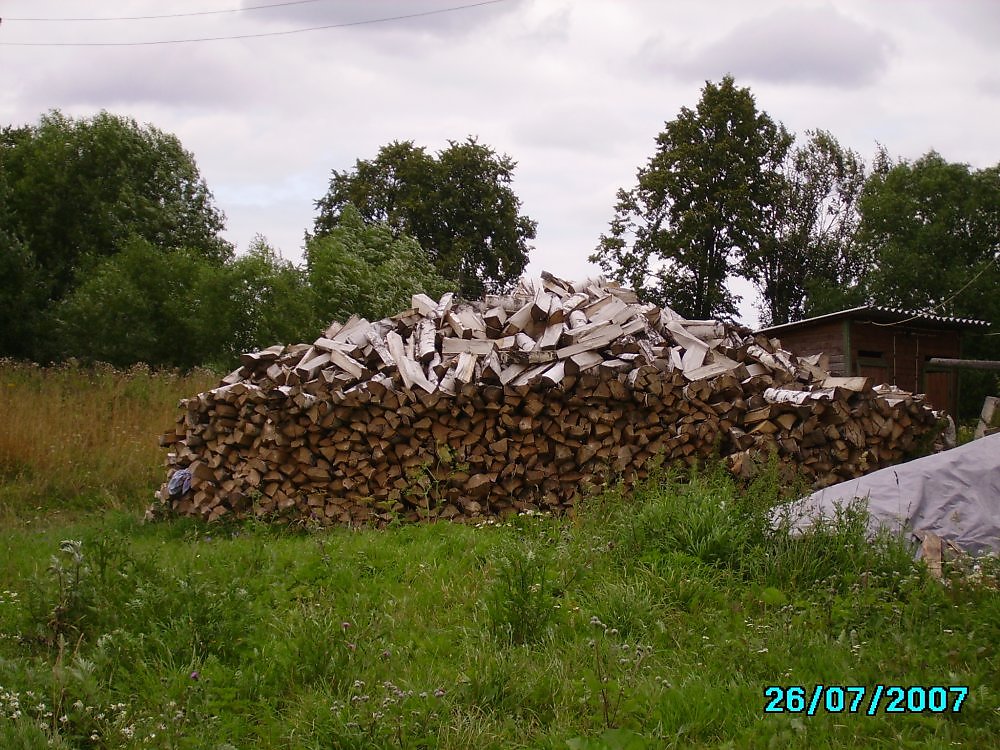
xmin=757 ymin=306 xmax=991 ymax=336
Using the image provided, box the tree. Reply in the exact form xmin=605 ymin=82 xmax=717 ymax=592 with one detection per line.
xmin=48 ymin=236 xmax=321 ymax=370
xmin=0 ymin=170 xmax=46 ymax=357
xmin=306 ymin=204 xmax=455 ymax=325
xmin=1 ymin=110 xmax=231 ymax=305
xmin=313 ymin=137 xmax=536 ymax=298
xmin=214 ymin=236 xmax=317 ymax=357
xmin=50 ymin=239 xmax=223 ymax=369
xmin=743 ymin=131 xmax=868 ymax=326
xmin=591 ymin=76 xmax=792 ymax=320
xmin=858 ymin=152 xmax=999 ymax=318
xmin=856 ymin=152 xmax=1000 ymax=416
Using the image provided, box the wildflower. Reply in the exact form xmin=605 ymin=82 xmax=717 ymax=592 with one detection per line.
xmin=433 ymin=688 xmax=446 ymax=698
xmin=189 ymin=671 xmax=200 ymax=681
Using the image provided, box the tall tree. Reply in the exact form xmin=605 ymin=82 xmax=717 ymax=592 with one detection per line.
xmin=858 ymin=151 xmax=999 ymax=321
xmin=0 ymin=169 xmax=46 ymax=357
xmin=307 ymin=204 xmax=455 ymax=325
xmin=49 ymin=237 xmax=317 ymax=370
xmin=744 ymin=131 xmax=868 ymax=326
xmin=313 ymin=137 xmax=536 ymax=298
xmin=591 ymin=76 xmax=792 ymax=320
xmin=857 ymin=151 xmax=1000 ymax=415
xmin=1 ymin=110 xmax=231 ymax=304
xmin=49 ymin=239 xmax=223 ymax=369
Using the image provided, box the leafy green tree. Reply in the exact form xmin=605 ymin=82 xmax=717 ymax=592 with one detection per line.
xmin=0 ymin=170 xmax=46 ymax=357
xmin=856 ymin=151 xmax=1000 ymax=415
xmin=307 ymin=204 xmax=455 ymax=325
xmin=313 ymin=138 xmax=535 ymax=298
xmin=858 ymin=152 xmax=999 ymax=319
xmin=744 ymin=131 xmax=869 ymax=325
xmin=50 ymin=239 xmax=223 ymax=369
xmin=1 ymin=110 xmax=231 ymax=305
xmin=198 ymin=236 xmax=317 ymax=362
xmin=591 ymin=76 xmax=792 ymax=320
xmin=49 ymin=236 xmax=320 ymax=369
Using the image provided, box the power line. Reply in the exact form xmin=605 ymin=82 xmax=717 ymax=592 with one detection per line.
xmin=873 ymin=249 xmax=998 ymax=327
xmin=0 ymin=0 xmax=511 ymax=46
xmin=4 ymin=0 xmax=333 ymax=23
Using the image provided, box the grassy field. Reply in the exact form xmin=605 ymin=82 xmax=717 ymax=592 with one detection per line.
xmin=0 ymin=362 xmax=997 ymax=749
xmin=0 ymin=360 xmax=216 ymax=521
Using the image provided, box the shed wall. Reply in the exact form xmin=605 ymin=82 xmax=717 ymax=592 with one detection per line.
xmin=771 ymin=321 xmax=846 ymax=374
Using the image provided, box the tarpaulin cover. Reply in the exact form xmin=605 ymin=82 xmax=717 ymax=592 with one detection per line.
xmin=777 ymin=433 xmax=1000 ymax=556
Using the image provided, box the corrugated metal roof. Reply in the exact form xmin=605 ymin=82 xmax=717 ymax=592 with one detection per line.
xmin=757 ymin=305 xmax=991 ymax=335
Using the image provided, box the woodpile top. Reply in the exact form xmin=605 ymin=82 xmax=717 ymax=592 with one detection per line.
xmin=154 ymin=272 xmax=944 ymax=525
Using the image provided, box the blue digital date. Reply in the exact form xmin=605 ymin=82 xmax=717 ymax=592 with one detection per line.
xmin=764 ymin=685 xmax=968 ymax=715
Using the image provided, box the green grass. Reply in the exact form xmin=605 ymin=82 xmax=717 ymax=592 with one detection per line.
xmin=0 ymin=360 xmax=216 ymax=522
xmin=0 ymin=363 xmax=997 ymax=748
xmin=0 ymin=466 xmax=997 ymax=749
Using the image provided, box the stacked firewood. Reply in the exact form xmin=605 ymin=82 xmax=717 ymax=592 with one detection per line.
xmin=153 ymin=273 xmax=942 ymax=524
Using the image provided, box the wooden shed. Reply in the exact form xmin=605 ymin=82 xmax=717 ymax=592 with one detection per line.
xmin=757 ymin=306 xmax=990 ymax=416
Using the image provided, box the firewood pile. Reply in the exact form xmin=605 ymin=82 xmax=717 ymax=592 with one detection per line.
xmin=153 ymin=273 xmax=942 ymax=525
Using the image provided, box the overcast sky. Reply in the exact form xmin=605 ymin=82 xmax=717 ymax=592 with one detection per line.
xmin=2 ymin=0 xmax=998 ymax=326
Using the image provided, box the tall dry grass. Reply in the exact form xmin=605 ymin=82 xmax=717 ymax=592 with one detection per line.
xmin=0 ymin=359 xmax=217 ymax=517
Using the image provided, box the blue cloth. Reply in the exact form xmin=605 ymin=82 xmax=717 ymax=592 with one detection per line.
xmin=168 ymin=468 xmax=193 ymax=497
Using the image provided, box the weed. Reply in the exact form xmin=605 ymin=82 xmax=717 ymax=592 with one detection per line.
xmin=484 ymin=537 xmax=560 ymax=646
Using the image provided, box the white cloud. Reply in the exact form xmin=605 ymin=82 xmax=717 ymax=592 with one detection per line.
xmin=2 ymin=0 xmax=999 ymax=326
xmin=641 ymin=4 xmax=893 ymax=88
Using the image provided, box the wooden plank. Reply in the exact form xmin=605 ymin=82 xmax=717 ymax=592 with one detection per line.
xmin=537 ymin=322 xmax=564 ymax=350
xmin=445 ymin=310 xmax=467 ymax=339
xmin=484 ymin=306 xmax=507 ymax=331
xmin=416 ymin=319 xmax=437 ymax=363
xmin=328 ymin=348 xmax=366 ymax=380
xmin=557 ymin=340 xmax=602 ymax=359
xmin=567 ymin=350 xmax=603 ymax=373
xmin=540 ymin=361 xmax=567 ymax=386
xmin=503 ymin=300 xmax=536 ymax=335
xmin=511 ymin=361 xmax=553 ymax=387
xmin=368 ymin=325 xmax=395 ymax=369
xmin=582 ymin=294 xmax=616 ymax=319
xmin=499 ymin=362 xmax=528 ymax=385
xmin=433 ymin=292 xmax=455 ymax=319
xmin=587 ymin=296 xmax=629 ymax=324
xmin=442 ymin=337 xmax=495 ymax=355
xmin=531 ymin=289 xmax=556 ymax=322
xmin=620 ymin=317 xmax=647 ymax=336
xmin=822 ymin=376 xmax=871 ymax=392
xmin=458 ymin=308 xmax=487 ymax=338
xmin=294 ymin=352 xmax=330 ymax=381
xmin=411 ymin=293 xmax=437 ymax=317
xmin=567 ymin=309 xmax=589 ymax=329
xmin=682 ymin=355 xmax=742 ymax=382
xmin=454 ymin=352 xmax=478 ymax=384
xmin=566 ymin=321 xmax=623 ymax=348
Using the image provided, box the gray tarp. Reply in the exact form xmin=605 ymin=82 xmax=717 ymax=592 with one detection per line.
xmin=777 ymin=432 xmax=1000 ymax=556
